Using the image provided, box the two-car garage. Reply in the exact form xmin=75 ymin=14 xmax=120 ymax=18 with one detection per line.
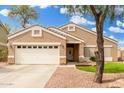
xmin=15 ymin=44 xmax=60 ymax=64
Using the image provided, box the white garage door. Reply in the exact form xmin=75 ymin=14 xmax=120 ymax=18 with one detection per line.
xmin=15 ymin=45 xmax=59 ymax=64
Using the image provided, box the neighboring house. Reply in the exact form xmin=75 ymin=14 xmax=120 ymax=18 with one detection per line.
xmin=8 ymin=23 xmax=118 ymax=64
xmin=0 ymin=28 xmax=7 ymax=48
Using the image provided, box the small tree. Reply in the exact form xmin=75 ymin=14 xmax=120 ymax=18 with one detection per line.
xmin=0 ymin=20 xmax=8 ymax=62
xmin=0 ymin=20 xmax=10 ymax=34
xmin=8 ymin=5 xmax=38 ymax=28
xmin=63 ymin=5 xmax=124 ymax=83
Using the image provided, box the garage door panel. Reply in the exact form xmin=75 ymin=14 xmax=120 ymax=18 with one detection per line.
xmin=15 ymin=45 xmax=59 ymax=64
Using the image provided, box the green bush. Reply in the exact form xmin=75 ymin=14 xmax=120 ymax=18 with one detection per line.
xmin=0 ymin=48 xmax=8 ymax=62
xmin=89 ymin=56 xmax=96 ymax=62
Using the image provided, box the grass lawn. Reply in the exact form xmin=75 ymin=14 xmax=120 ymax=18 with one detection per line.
xmin=76 ymin=62 xmax=124 ymax=73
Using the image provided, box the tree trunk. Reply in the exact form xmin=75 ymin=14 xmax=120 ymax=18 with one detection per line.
xmin=22 ymin=21 xmax=26 ymax=28
xmin=94 ymin=15 xmax=104 ymax=83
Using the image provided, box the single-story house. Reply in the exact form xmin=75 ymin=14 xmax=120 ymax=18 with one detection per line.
xmin=8 ymin=23 xmax=118 ymax=65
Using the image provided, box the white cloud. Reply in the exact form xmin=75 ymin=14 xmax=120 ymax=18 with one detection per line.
xmin=53 ymin=6 xmax=59 ymax=8
xmin=91 ymin=27 xmax=96 ymax=31
xmin=109 ymin=26 xmax=124 ymax=33
xmin=60 ymin=7 xmax=67 ymax=14
xmin=115 ymin=7 xmax=124 ymax=15
xmin=116 ymin=20 xmax=124 ymax=27
xmin=39 ymin=5 xmax=50 ymax=9
xmin=70 ymin=15 xmax=95 ymax=25
xmin=118 ymin=39 xmax=124 ymax=47
xmin=0 ymin=9 xmax=10 ymax=16
xmin=110 ymin=38 xmax=124 ymax=47
xmin=107 ymin=35 xmax=124 ymax=47
xmin=108 ymin=35 xmax=124 ymax=47
xmin=108 ymin=35 xmax=117 ymax=40
xmin=30 ymin=5 xmax=50 ymax=9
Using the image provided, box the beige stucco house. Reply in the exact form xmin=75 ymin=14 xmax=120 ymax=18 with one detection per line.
xmin=8 ymin=23 xmax=118 ymax=65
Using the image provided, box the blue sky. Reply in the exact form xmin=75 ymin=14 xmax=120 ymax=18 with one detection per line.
xmin=0 ymin=5 xmax=124 ymax=47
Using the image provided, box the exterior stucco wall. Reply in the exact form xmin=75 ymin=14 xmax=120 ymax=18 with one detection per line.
xmin=66 ymin=36 xmax=80 ymax=43
xmin=121 ymin=50 xmax=124 ymax=60
xmin=60 ymin=26 xmax=118 ymax=61
xmin=60 ymin=58 xmax=66 ymax=64
xmin=79 ymin=43 xmax=85 ymax=62
xmin=118 ymin=49 xmax=124 ymax=61
xmin=8 ymin=26 xmax=67 ymax=64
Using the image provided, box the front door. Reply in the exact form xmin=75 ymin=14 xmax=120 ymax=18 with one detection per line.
xmin=67 ymin=47 xmax=73 ymax=61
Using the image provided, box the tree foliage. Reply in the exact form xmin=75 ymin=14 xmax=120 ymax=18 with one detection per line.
xmin=8 ymin=5 xmax=38 ymax=28
xmin=0 ymin=20 xmax=10 ymax=34
xmin=64 ymin=5 xmax=124 ymax=83
xmin=64 ymin=5 xmax=124 ymax=20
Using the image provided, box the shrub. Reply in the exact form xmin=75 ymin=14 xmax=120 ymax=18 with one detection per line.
xmin=118 ymin=57 xmax=123 ymax=61
xmin=90 ymin=56 xmax=96 ymax=62
xmin=0 ymin=48 xmax=8 ymax=62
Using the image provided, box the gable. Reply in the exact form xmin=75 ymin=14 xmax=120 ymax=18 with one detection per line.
xmin=8 ymin=25 xmax=66 ymax=43
xmin=8 ymin=25 xmax=66 ymax=40
xmin=59 ymin=23 xmax=117 ymax=44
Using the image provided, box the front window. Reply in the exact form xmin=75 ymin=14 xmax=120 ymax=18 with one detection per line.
xmin=84 ymin=47 xmax=112 ymax=57
xmin=32 ymin=30 xmax=42 ymax=37
xmin=68 ymin=25 xmax=75 ymax=31
xmin=84 ymin=47 xmax=96 ymax=57
xmin=104 ymin=47 xmax=112 ymax=57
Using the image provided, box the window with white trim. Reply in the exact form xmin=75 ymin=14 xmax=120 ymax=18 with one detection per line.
xmin=104 ymin=47 xmax=112 ymax=57
xmin=84 ymin=47 xmax=96 ymax=57
xmin=84 ymin=47 xmax=112 ymax=57
xmin=68 ymin=25 xmax=75 ymax=31
xmin=32 ymin=30 xmax=42 ymax=37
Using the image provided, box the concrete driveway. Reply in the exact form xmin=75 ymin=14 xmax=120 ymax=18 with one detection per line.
xmin=0 ymin=64 xmax=57 ymax=88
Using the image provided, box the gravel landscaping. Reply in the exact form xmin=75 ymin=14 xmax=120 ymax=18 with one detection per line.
xmin=45 ymin=67 xmax=124 ymax=88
